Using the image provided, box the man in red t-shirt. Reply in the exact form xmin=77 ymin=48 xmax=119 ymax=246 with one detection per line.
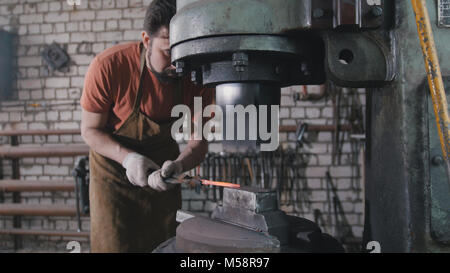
xmin=80 ymin=0 xmax=213 ymax=252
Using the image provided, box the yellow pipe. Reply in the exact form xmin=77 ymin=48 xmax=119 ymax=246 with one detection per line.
xmin=411 ymin=0 xmax=450 ymax=164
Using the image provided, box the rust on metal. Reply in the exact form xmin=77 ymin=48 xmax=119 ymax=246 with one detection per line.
xmin=412 ymin=0 xmax=450 ymax=179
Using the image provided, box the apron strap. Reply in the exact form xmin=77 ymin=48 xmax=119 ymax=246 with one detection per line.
xmin=173 ymin=79 xmax=183 ymax=106
xmin=132 ymin=43 xmax=147 ymax=112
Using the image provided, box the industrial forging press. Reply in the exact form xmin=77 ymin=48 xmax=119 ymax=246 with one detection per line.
xmin=154 ymin=0 xmax=450 ymax=253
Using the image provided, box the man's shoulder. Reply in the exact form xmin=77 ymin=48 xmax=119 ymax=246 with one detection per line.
xmin=94 ymin=41 xmax=140 ymax=66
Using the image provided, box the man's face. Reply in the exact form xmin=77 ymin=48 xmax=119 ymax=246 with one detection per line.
xmin=142 ymin=26 xmax=176 ymax=81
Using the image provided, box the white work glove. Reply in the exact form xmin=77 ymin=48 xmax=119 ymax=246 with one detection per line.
xmin=147 ymin=160 xmax=183 ymax=192
xmin=121 ymin=152 xmax=160 ymax=187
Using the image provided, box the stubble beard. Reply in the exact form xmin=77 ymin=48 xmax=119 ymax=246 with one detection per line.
xmin=146 ymin=40 xmax=177 ymax=84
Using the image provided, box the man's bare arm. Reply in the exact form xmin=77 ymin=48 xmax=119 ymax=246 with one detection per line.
xmin=176 ymin=138 xmax=208 ymax=173
xmin=80 ymin=108 xmax=133 ymax=165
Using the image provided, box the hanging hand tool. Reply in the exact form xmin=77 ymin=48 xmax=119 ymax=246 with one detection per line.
xmin=244 ymin=157 xmax=254 ymax=186
xmin=204 ymin=153 xmax=211 ymax=196
xmin=260 ymin=153 xmax=265 ymax=189
xmin=219 ymin=154 xmax=226 ymax=200
xmin=331 ymin=83 xmax=343 ymax=165
xmin=212 ymin=154 xmax=217 ymax=201
xmin=71 ymin=156 xmax=90 ymax=232
xmin=325 ymin=171 xmax=354 ymax=242
xmin=412 ymin=0 xmax=450 ymax=188
xmin=230 ymin=154 xmax=237 ymax=184
xmin=251 ymin=153 xmax=258 ymax=188
xmin=267 ymin=151 xmax=274 ymax=190
xmin=296 ymin=122 xmax=308 ymax=149
xmin=277 ymin=147 xmax=285 ymax=202
xmin=238 ymin=153 xmax=246 ymax=185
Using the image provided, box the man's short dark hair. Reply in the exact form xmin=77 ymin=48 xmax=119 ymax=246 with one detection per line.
xmin=143 ymin=0 xmax=176 ymax=36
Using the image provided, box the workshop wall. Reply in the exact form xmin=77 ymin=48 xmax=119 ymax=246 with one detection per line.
xmin=0 ymin=0 xmax=365 ymax=252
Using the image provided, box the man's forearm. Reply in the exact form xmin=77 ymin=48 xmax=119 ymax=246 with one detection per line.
xmin=176 ymin=139 xmax=208 ymax=172
xmin=81 ymin=128 xmax=133 ymax=165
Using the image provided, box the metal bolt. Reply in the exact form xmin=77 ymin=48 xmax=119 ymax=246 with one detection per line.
xmin=232 ymin=52 xmax=248 ymax=64
xmin=301 ymin=63 xmax=310 ymax=76
xmin=313 ymin=8 xmax=324 ymax=19
xmin=275 ymin=66 xmax=280 ymax=75
xmin=175 ymin=61 xmax=185 ymax=74
xmin=371 ymin=6 xmax=383 ymax=17
xmin=191 ymin=70 xmax=202 ymax=84
xmin=232 ymin=52 xmax=248 ymax=72
xmin=432 ymin=155 xmax=444 ymax=166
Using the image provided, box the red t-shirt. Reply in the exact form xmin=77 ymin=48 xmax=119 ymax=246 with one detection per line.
xmin=80 ymin=41 xmax=214 ymax=131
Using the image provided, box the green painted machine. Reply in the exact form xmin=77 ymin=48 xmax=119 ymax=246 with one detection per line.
xmin=169 ymin=0 xmax=450 ymax=252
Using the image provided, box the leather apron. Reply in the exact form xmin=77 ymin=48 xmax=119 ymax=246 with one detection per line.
xmin=89 ymin=44 xmax=182 ymax=253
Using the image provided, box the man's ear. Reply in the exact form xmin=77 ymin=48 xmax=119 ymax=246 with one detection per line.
xmin=141 ymin=31 xmax=151 ymax=50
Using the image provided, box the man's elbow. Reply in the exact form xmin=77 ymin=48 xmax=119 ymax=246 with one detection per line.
xmin=80 ymin=108 xmax=108 ymax=145
xmin=80 ymin=125 xmax=97 ymax=146
xmin=80 ymin=125 xmax=90 ymax=144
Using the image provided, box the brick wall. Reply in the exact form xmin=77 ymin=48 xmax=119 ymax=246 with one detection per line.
xmin=0 ymin=0 xmax=365 ymax=252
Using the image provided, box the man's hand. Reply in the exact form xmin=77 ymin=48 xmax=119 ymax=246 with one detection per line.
xmin=161 ymin=160 xmax=183 ymax=178
xmin=122 ymin=152 xmax=160 ymax=187
xmin=148 ymin=160 xmax=183 ymax=192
